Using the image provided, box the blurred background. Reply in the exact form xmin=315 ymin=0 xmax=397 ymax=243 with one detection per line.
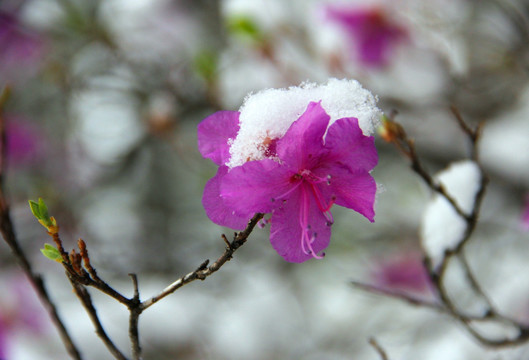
xmin=1 ymin=0 xmax=529 ymax=359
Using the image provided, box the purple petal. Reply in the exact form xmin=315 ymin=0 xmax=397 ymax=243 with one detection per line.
xmin=276 ymin=102 xmax=330 ymax=170
xmin=197 ymin=111 xmax=239 ymax=166
xmin=221 ymin=159 xmax=294 ymax=215
xmin=269 ymin=183 xmax=331 ymax=263
xmin=324 ymin=117 xmax=378 ymax=172
xmin=202 ymin=166 xmax=252 ymax=230
xmin=318 ymin=164 xmax=377 ymax=222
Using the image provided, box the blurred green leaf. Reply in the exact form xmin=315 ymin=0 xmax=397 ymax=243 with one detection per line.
xmin=194 ymin=50 xmax=218 ymax=83
xmin=226 ymin=16 xmax=262 ymax=41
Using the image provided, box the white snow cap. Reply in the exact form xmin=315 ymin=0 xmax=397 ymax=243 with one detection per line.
xmin=227 ymin=78 xmax=381 ymax=168
xmin=421 ymin=160 xmax=482 ymax=269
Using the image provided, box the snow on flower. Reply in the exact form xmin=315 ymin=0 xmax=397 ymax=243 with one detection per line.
xmin=323 ymin=5 xmax=407 ymax=68
xmin=228 ymin=78 xmax=380 ymax=167
xmin=198 ymin=79 xmax=380 ymax=262
xmin=421 ymin=161 xmax=482 ymax=269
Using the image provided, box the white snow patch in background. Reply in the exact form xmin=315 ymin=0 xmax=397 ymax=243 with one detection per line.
xmin=421 ymin=160 xmax=482 ymax=268
xmin=228 ymin=78 xmax=381 ymax=167
xmin=480 ymin=85 xmax=529 ymax=185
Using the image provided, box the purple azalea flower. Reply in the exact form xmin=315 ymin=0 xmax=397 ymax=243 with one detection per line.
xmin=198 ymin=101 xmax=378 ymax=263
xmin=325 ymin=5 xmax=407 ymax=68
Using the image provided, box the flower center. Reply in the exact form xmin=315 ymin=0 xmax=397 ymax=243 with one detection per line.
xmin=298 ymin=170 xmax=335 ymax=224
xmin=271 ymin=169 xmax=336 ymax=259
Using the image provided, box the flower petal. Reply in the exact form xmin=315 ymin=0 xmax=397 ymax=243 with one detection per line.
xmin=221 ymin=159 xmax=294 ymax=215
xmin=269 ymin=183 xmax=332 ymax=263
xmin=202 ymin=166 xmax=252 ymax=230
xmin=275 ymin=102 xmax=330 ymax=170
xmin=197 ymin=111 xmax=239 ymax=166
xmin=324 ymin=117 xmax=378 ymax=172
xmin=317 ymin=164 xmax=377 ymax=222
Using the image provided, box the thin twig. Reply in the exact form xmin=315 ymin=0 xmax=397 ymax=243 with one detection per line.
xmin=351 ymin=280 xmax=448 ymax=311
xmin=351 ymin=280 xmax=503 ymax=322
xmin=407 ymin=141 xmax=470 ymax=221
xmin=387 ymin=117 xmax=470 ymax=221
xmin=52 ymin=234 xmax=131 ymax=305
xmin=128 ymin=274 xmax=142 ymax=360
xmin=369 ymin=337 xmax=389 ymax=360
xmin=141 ymin=213 xmax=264 ymax=310
xmin=378 ymin=109 xmax=529 ymax=348
xmin=69 ymin=279 xmax=128 ymax=360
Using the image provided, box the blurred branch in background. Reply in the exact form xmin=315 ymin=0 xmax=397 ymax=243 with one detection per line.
xmin=356 ymin=108 xmax=529 ymax=348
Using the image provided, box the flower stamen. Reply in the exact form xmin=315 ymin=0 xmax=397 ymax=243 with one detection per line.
xmin=310 ymin=183 xmax=335 ymax=225
xmin=299 ymin=186 xmax=325 ymax=259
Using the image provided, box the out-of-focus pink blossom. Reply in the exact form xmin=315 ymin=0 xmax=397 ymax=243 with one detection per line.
xmin=0 ymin=274 xmax=47 ymax=358
xmin=372 ymin=252 xmax=432 ymax=294
xmin=0 ymin=10 xmax=44 ymax=81
xmin=325 ymin=5 xmax=407 ymax=68
xmin=5 ymin=115 xmax=46 ymax=167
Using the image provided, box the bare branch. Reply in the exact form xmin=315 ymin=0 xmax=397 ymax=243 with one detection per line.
xmin=70 ymin=279 xmax=128 ymax=360
xmin=369 ymin=337 xmax=389 ymax=360
xmin=376 ymin=109 xmax=529 ymax=348
xmin=141 ymin=213 xmax=264 ymax=310
xmin=351 ymin=280 xmax=441 ymax=311
xmin=128 ymin=274 xmax=141 ymax=360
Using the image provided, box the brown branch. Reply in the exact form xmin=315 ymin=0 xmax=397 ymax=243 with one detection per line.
xmin=351 ymin=280 xmax=442 ymax=312
xmin=383 ymin=113 xmax=470 ymax=221
xmin=49 ymin=212 xmax=263 ymax=359
xmin=51 ymin=234 xmax=131 ymax=305
xmin=0 ymin=209 xmax=83 ymax=360
xmin=408 ymin=141 xmax=470 ymax=221
xmin=128 ymin=274 xmax=141 ymax=360
xmin=369 ymin=337 xmax=389 ymax=360
xmin=379 ymin=108 xmax=529 ymax=348
xmin=141 ymin=213 xmax=264 ymax=310
xmin=31 ymin=201 xmax=264 ymax=360
xmin=69 ymin=279 xmax=128 ymax=360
